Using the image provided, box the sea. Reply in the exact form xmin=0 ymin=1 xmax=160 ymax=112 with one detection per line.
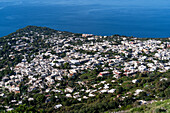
xmin=1 ymin=0 xmax=170 ymax=38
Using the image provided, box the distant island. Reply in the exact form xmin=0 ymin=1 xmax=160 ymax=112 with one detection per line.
xmin=0 ymin=26 xmax=169 ymax=113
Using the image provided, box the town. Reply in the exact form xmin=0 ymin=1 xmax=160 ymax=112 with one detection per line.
xmin=0 ymin=26 xmax=169 ymax=112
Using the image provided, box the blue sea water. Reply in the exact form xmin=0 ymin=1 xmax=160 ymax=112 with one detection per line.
xmin=0 ymin=0 xmax=170 ymax=38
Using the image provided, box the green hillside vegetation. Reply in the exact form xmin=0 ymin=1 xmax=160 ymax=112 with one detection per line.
xmin=130 ymin=99 xmax=170 ymax=113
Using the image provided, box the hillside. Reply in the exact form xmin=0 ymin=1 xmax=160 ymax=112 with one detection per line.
xmin=0 ymin=26 xmax=169 ymax=113
xmin=130 ymin=99 xmax=170 ymax=113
